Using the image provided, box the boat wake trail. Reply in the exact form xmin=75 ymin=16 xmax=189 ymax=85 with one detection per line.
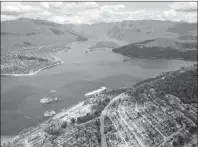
xmin=17 ymin=110 xmax=41 ymax=125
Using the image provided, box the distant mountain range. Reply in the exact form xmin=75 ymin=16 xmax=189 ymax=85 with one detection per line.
xmin=89 ymin=40 xmax=119 ymax=49
xmin=1 ymin=18 xmax=197 ymax=60
xmin=1 ymin=18 xmax=87 ymax=55
xmin=71 ymin=20 xmax=197 ymax=43
xmin=68 ymin=20 xmax=197 ymax=61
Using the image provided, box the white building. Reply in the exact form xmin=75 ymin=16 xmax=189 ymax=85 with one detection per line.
xmin=84 ymin=87 xmax=107 ymax=97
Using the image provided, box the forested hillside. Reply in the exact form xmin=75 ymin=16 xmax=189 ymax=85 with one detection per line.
xmin=133 ymin=64 xmax=197 ymax=104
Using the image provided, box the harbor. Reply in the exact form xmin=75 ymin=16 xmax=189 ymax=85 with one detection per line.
xmin=1 ymin=37 xmax=195 ymax=138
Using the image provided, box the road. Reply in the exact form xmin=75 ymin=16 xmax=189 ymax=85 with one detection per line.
xmin=158 ymin=123 xmax=186 ymax=147
xmin=100 ymin=92 xmax=126 ymax=147
xmin=99 ymin=92 xmax=187 ymax=147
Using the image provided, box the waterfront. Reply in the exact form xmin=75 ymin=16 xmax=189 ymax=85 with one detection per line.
xmin=1 ymin=39 xmax=195 ymax=137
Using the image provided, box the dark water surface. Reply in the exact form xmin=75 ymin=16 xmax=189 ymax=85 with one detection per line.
xmin=1 ymin=40 xmax=195 ymax=136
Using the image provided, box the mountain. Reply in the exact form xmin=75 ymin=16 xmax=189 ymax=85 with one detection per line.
xmin=178 ymin=34 xmax=197 ymax=41
xmin=2 ymin=19 xmax=196 ymax=55
xmin=112 ymin=38 xmax=197 ymax=61
xmin=166 ymin=22 xmax=197 ymax=35
xmin=1 ymin=18 xmax=87 ymax=56
xmin=64 ymin=22 xmax=117 ymax=42
xmin=108 ymin=20 xmax=197 ymax=43
xmin=133 ymin=63 xmax=197 ymax=104
xmin=89 ymin=40 xmax=119 ymax=49
xmin=3 ymin=64 xmax=197 ymax=147
xmin=71 ymin=20 xmax=197 ymax=43
xmin=1 ymin=18 xmax=88 ymax=75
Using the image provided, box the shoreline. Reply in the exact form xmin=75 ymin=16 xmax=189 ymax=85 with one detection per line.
xmin=53 ymin=101 xmax=84 ymax=120
xmin=113 ymin=51 xmax=197 ymax=62
xmin=1 ymin=136 xmax=16 ymax=145
xmin=1 ymin=61 xmax=64 ymax=77
xmin=5 ymin=101 xmax=85 ymax=145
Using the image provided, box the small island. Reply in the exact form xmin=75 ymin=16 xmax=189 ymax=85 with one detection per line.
xmin=85 ymin=40 xmax=119 ymax=54
xmin=1 ymin=51 xmax=63 ymax=76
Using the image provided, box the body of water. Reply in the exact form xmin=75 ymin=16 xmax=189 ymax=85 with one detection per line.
xmin=1 ymin=39 xmax=195 ymax=136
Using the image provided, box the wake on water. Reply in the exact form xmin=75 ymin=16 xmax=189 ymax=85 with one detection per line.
xmin=17 ymin=110 xmax=41 ymax=125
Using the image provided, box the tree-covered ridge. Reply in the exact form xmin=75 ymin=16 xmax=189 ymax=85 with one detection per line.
xmin=113 ymin=38 xmax=197 ymax=61
xmin=133 ymin=64 xmax=197 ymax=104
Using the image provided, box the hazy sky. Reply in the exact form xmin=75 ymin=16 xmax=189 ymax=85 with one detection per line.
xmin=1 ymin=2 xmax=197 ymax=24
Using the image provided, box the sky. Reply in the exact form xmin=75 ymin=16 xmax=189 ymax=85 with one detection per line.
xmin=1 ymin=1 xmax=197 ymax=24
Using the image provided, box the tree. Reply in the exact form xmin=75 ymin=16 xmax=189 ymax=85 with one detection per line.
xmin=95 ymin=119 xmax=100 ymax=127
xmin=95 ymin=132 xmax=101 ymax=143
xmin=178 ymin=136 xmax=184 ymax=146
xmin=70 ymin=118 xmax=76 ymax=125
xmin=172 ymin=141 xmax=179 ymax=147
xmin=61 ymin=121 xmax=67 ymax=128
xmin=189 ymin=126 xmax=197 ymax=134
xmin=44 ymin=120 xmax=62 ymax=135
xmin=86 ymin=112 xmax=90 ymax=116
xmin=94 ymin=109 xmax=101 ymax=116
xmin=176 ymin=117 xmax=183 ymax=125
xmin=77 ymin=117 xmax=81 ymax=124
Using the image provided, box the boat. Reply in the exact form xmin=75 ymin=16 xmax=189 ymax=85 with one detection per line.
xmin=84 ymin=86 xmax=107 ymax=97
xmin=123 ymin=58 xmax=130 ymax=62
xmin=50 ymin=90 xmax=56 ymax=93
xmin=40 ymin=97 xmax=58 ymax=104
xmin=89 ymin=48 xmax=94 ymax=51
xmin=44 ymin=110 xmax=56 ymax=117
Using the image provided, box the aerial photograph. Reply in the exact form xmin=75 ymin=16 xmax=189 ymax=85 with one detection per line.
xmin=0 ymin=1 xmax=197 ymax=147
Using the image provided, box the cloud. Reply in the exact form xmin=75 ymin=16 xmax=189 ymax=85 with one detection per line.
xmin=163 ymin=2 xmax=197 ymax=23
xmin=1 ymin=2 xmax=41 ymax=15
xmin=1 ymin=2 xmax=197 ymax=24
xmin=169 ymin=2 xmax=197 ymax=12
xmin=163 ymin=9 xmax=197 ymax=23
xmin=1 ymin=14 xmax=18 ymax=21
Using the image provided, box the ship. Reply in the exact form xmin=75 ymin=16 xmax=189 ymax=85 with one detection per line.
xmin=50 ymin=90 xmax=56 ymax=93
xmin=44 ymin=110 xmax=56 ymax=118
xmin=123 ymin=58 xmax=131 ymax=62
xmin=40 ymin=96 xmax=58 ymax=104
xmin=85 ymin=50 xmax=89 ymax=54
xmin=84 ymin=86 xmax=107 ymax=97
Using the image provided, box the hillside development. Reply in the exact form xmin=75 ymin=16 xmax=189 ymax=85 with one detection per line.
xmin=2 ymin=63 xmax=197 ymax=147
xmin=1 ymin=50 xmax=63 ymax=75
xmin=1 ymin=18 xmax=88 ymax=75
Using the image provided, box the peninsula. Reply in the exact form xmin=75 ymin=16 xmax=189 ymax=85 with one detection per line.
xmin=1 ymin=51 xmax=63 ymax=76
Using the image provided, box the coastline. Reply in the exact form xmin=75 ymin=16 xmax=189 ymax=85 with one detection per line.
xmin=1 ymin=136 xmax=16 ymax=145
xmin=112 ymin=51 xmax=196 ymax=61
xmin=5 ymin=101 xmax=85 ymax=144
xmin=53 ymin=101 xmax=84 ymax=120
xmin=1 ymin=61 xmax=64 ymax=77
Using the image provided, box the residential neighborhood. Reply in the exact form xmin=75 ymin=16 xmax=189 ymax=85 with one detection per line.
xmin=2 ymin=83 xmax=197 ymax=147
